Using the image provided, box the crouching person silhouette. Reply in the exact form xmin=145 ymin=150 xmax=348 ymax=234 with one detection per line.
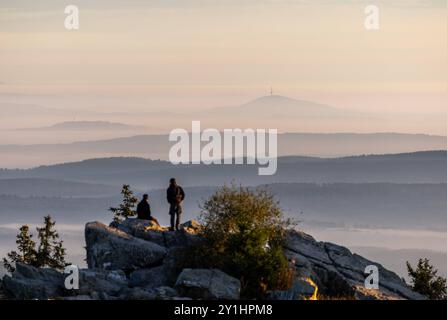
xmin=137 ymin=194 xmax=159 ymax=225
xmin=167 ymin=178 xmax=185 ymax=231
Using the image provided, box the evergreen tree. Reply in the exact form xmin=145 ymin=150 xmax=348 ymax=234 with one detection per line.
xmin=2 ymin=216 xmax=68 ymax=272
xmin=35 ymin=215 xmax=68 ymax=270
xmin=109 ymin=184 xmax=138 ymax=224
xmin=407 ymin=258 xmax=447 ymax=300
xmin=2 ymin=225 xmax=37 ymax=273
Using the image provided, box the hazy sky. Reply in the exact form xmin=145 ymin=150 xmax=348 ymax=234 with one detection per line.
xmin=0 ymin=0 xmax=446 ymax=114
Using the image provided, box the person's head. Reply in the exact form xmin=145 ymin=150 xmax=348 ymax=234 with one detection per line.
xmin=169 ymin=178 xmax=177 ymax=186
xmin=143 ymin=194 xmax=149 ymax=201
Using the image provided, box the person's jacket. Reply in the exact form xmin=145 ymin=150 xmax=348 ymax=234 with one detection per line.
xmin=137 ymin=200 xmax=151 ymax=220
xmin=166 ymin=185 xmax=185 ymax=205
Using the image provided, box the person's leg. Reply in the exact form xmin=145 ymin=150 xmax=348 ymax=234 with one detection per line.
xmin=170 ymin=214 xmax=175 ymax=231
xmin=169 ymin=204 xmax=176 ymax=230
xmin=175 ymin=203 xmax=182 ymax=230
xmin=150 ymin=216 xmax=160 ymax=226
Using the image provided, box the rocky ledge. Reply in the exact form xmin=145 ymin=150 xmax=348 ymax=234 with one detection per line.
xmin=0 ymin=219 xmax=425 ymax=300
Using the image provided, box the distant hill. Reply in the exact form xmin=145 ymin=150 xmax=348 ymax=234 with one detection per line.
xmin=208 ymin=95 xmax=356 ymax=118
xmin=20 ymin=121 xmax=146 ymax=131
xmin=3 ymin=132 xmax=447 ymax=168
xmin=183 ymin=95 xmax=388 ymax=133
xmin=0 ymin=178 xmax=122 ymax=197
xmin=2 ymin=151 xmax=447 ymax=188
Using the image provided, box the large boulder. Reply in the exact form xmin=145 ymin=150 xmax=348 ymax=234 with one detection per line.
xmin=117 ymin=219 xmax=166 ymax=246
xmin=268 ymin=277 xmax=318 ymax=300
xmin=116 ymin=218 xmax=200 ymax=249
xmin=129 ymin=266 xmax=171 ymax=288
xmin=2 ymin=262 xmax=130 ymax=300
xmin=175 ymin=268 xmax=241 ymax=300
xmin=85 ymin=221 xmax=167 ymax=271
xmin=64 ymin=295 xmax=94 ymax=300
xmin=284 ymin=230 xmax=426 ymax=300
xmin=0 ymin=282 xmax=6 ymax=300
xmin=76 ymin=269 xmax=127 ymax=297
xmin=120 ymin=286 xmax=179 ymax=300
xmin=181 ymin=220 xmax=202 ymax=234
xmin=2 ymin=263 xmax=65 ymax=300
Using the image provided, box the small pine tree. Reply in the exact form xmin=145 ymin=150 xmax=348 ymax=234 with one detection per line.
xmin=35 ymin=215 xmax=68 ymax=270
xmin=407 ymin=258 xmax=447 ymax=300
xmin=109 ymin=184 xmax=138 ymax=224
xmin=52 ymin=241 xmax=67 ymax=270
xmin=2 ymin=225 xmax=37 ymax=273
xmin=2 ymin=216 xmax=68 ymax=272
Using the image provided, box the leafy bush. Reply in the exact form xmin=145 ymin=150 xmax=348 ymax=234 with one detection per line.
xmin=184 ymin=184 xmax=295 ymax=299
xmin=407 ymin=258 xmax=447 ymax=300
xmin=109 ymin=184 xmax=138 ymax=224
xmin=3 ymin=215 xmax=68 ymax=272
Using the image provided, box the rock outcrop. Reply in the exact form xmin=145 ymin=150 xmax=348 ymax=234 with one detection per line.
xmin=129 ymin=266 xmax=171 ymax=288
xmin=175 ymin=269 xmax=241 ymax=300
xmin=0 ymin=281 xmax=6 ymax=300
xmin=2 ymin=263 xmax=65 ymax=300
xmin=85 ymin=221 xmax=167 ymax=271
xmin=2 ymin=262 xmax=128 ymax=300
xmin=268 ymin=277 xmax=318 ymax=300
xmin=115 ymin=219 xmax=200 ymax=249
xmin=1 ymin=218 xmax=425 ymax=300
xmin=281 ymin=230 xmax=426 ymax=300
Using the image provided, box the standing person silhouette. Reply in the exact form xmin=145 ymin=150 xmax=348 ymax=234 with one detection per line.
xmin=166 ymin=178 xmax=185 ymax=231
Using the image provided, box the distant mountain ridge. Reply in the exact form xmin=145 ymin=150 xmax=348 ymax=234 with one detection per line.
xmin=19 ymin=121 xmax=146 ymax=131
xmin=2 ymin=132 xmax=447 ymax=168
xmin=2 ymin=151 xmax=447 ymax=188
xmin=225 ymin=95 xmax=350 ymax=117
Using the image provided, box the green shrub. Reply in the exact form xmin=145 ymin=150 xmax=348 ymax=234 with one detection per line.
xmin=185 ymin=184 xmax=295 ymax=299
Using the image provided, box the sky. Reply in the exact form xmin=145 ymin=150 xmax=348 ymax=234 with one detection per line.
xmin=0 ymin=0 xmax=446 ymax=117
